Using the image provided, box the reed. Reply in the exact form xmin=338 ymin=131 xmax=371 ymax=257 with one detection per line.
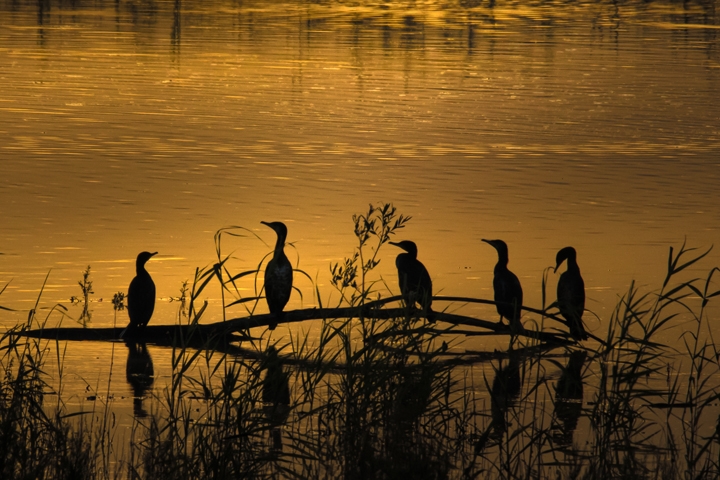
xmin=0 ymin=273 xmax=120 ymax=479
xmin=1 ymin=207 xmax=719 ymax=479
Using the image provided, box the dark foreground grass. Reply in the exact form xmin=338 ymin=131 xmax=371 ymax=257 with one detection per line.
xmin=2 ymin=205 xmax=720 ymax=479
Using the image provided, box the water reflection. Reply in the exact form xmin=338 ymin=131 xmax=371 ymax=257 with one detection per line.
xmin=36 ymin=0 xmax=50 ymax=46
xmin=488 ymin=350 xmax=522 ymax=441
xmin=171 ymin=0 xmax=181 ymax=59
xmin=1 ymin=0 xmax=719 ymax=398
xmin=261 ymin=345 xmax=290 ymax=453
xmin=552 ymin=349 xmax=587 ymax=447
xmin=125 ymin=341 xmax=155 ymax=418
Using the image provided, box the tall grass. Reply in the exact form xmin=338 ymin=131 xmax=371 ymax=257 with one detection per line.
xmin=0 ymin=274 xmax=118 ymax=479
xmin=1 ymin=208 xmax=719 ymax=479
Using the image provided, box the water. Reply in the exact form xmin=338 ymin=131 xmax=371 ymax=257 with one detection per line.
xmin=1 ymin=0 xmax=720 ymax=440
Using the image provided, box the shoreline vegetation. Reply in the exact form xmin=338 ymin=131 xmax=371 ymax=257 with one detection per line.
xmin=2 ymin=203 xmax=720 ymax=479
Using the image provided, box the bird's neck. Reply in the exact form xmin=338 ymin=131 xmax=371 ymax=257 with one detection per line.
xmin=566 ymin=258 xmax=580 ymax=273
xmin=495 ymin=255 xmax=509 ymax=270
xmin=274 ymin=235 xmax=286 ymax=256
xmin=400 ymin=251 xmax=416 ymax=261
xmin=136 ymin=263 xmax=146 ymax=275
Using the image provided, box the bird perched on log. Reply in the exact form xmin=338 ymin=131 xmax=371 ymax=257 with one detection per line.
xmin=389 ymin=240 xmax=434 ymax=321
xmin=262 ymin=221 xmax=293 ymax=330
xmin=127 ymin=251 xmax=158 ymax=333
xmin=482 ymin=239 xmax=523 ymax=331
xmin=555 ymin=246 xmax=588 ymax=341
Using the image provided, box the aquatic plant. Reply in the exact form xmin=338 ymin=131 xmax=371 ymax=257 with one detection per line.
xmin=1 ymin=208 xmax=720 ymax=479
xmin=70 ymin=265 xmax=94 ymax=327
xmin=0 ymin=274 xmax=117 ymax=479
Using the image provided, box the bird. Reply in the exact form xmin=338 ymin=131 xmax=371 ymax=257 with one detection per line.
xmin=389 ymin=240 xmax=434 ymax=321
xmin=262 ymin=221 xmax=293 ymax=330
xmin=482 ymin=239 xmax=523 ymax=331
xmin=555 ymin=246 xmax=588 ymax=341
xmin=127 ymin=251 xmax=158 ymax=332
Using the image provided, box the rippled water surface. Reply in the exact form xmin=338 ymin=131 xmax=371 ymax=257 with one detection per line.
xmin=1 ymin=0 xmax=719 ymax=405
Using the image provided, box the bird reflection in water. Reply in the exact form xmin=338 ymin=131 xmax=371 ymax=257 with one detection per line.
xmin=261 ymin=345 xmax=291 ymax=453
xmin=552 ymin=350 xmax=587 ymax=447
xmin=489 ymin=351 xmax=522 ymax=441
xmin=125 ymin=342 xmax=155 ymax=418
xmin=474 ymin=351 xmax=523 ymax=453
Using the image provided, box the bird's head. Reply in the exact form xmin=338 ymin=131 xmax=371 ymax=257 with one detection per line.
xmin=136 ymin=251 xmax=158 ymax=269
xmin=554 ymin=246 xmax=577 ymax=273
xmin=482 ymin=239 xmax=509 ymax=260
xmin=261 ymin=221 xmax=288 ymax=242
xmin=389 ymin=240 xmax=418 ymax=257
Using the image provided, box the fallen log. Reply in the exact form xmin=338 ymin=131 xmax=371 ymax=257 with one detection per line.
xmin=16 ymin=295 xmax=573 ymax=345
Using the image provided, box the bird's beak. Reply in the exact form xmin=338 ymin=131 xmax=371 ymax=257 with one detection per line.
xmin=389 ymin=241 xmax=399 ymax=247
xmin=553 ymin=263 xmax=560 ymax=274
xmin=150 ymin=252 xmax=158 ymax=257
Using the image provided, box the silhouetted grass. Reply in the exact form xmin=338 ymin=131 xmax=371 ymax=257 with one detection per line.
xmin=2 ymin=208 xmax=720 ymax=479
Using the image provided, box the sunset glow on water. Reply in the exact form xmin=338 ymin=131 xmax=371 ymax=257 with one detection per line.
xmin=1 ymin=0 xmax=719 ymax=476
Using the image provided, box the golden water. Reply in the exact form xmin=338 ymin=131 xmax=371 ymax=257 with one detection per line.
xmin=1 ymin=0 xmax=719 ymax=424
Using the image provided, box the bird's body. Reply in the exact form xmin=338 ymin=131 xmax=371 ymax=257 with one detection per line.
xmin=555 ymin=247 xmax=587 ymax=341
xmin=389 ymin=240 xmax=434 ymax=320
xmin=127 ymin=251 xmax=158 ymax=331
xmin=262 ymin=221 xmax=293 ymax=330
xmin=482 ymin=239 xmax=523 ymax=330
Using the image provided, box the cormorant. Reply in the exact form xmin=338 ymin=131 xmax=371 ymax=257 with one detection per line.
xmin=482 ymin=239 xmax=523 ymax=331
xmin=262 ymin=221 xmax=293 ymax=330
xmin=127 ymin=251 xmax=157 ymax=332
xmin=555 ymin=247 xmax=588 ymax=341
xmin=389 ymin=240 xmax=434 ymax=321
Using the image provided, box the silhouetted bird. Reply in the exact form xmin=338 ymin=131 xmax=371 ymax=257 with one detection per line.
xmin=555 ymin=247 xmax=588 ymax=341
xmin=482 ymin=239 xmax=523 ymax=331
xmin=127 ymin=251 xmax=157 ymax=332
xmin=389 ymin=240 xmax=434 ymax=321
xmin=262 ymin=221 xmax=293 ymax=330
